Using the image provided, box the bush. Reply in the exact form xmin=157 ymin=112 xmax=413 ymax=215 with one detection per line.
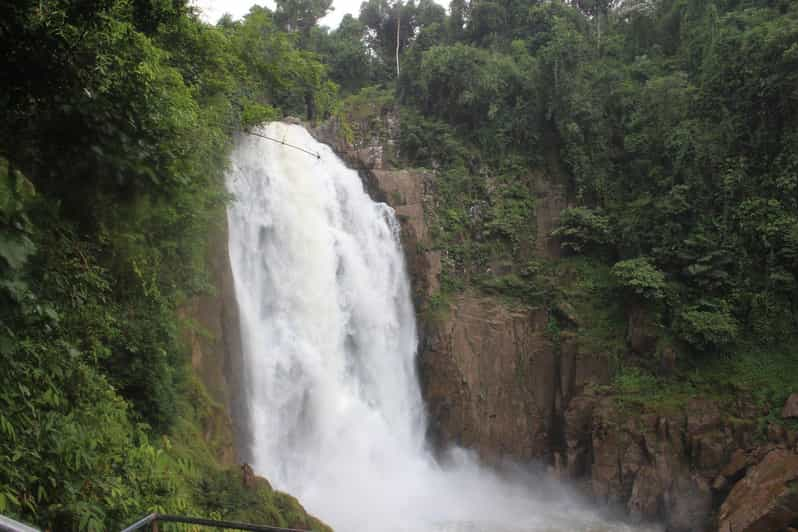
xmin=553 ymin=207 xmax=612 ymax=254
xmin=611 ymin=257 xmax=666 ymax=301
xmin=675 ymin=300 xmax=739 ymax=352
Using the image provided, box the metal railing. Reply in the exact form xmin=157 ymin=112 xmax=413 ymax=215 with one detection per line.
xmin=0 ymin=513 xmax=312 ymax=532
xmin=120 ymin=513 xmax=312 ymax=532
xmin=0 ymin=515 xmax=39 ymax=532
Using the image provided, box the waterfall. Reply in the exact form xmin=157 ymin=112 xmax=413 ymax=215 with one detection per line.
xmin=226 ymin=122 xmax=657 ymax=532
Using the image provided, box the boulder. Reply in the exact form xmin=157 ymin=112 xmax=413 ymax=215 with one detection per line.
xmin=713 ymin=449 xmax=751 ymax=490
xmin=783 ymin=393 xmax=798 ymax=419
xmin=717 ymin=449 xmax=798 ymax=532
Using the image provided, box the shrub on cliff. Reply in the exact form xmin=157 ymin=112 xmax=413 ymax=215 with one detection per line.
xmin=611 ymin=257 xmax=666 ymax=302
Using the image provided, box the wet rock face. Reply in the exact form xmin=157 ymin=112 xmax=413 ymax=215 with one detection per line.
xmin=367 ymin=167 xmax=440 ymax=306
xmin=310 ymin=117 xmax=440 ymax=306
xmin=311 ymin=112 xmax=399 ymax=172
xmin=420 ymin=296 xmax=554 ymax=461
xmin=419 ymin=295 xmax=612 ymax=464
xmin=181 ymin=215 xmax=249 ymax=465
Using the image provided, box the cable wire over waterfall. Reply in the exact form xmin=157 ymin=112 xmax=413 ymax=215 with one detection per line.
xmin=244 ymin=130 xmax=321 ymax=159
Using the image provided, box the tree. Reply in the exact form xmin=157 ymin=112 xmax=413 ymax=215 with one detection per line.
xmin=275 ymin=0 xmax=334 ymax=39
xmin=359 ymin=0 xmax=417 ymax=79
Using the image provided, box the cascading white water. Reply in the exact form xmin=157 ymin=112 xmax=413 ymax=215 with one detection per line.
xmin=226 ymin=123 xmax=659 ymax=532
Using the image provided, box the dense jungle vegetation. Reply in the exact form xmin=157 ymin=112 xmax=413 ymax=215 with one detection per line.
xmin=1 ymin=0 xmax=797 ymax=528
xmin=0 ymin=1 xmax=334 ymax=529
xmin=308 ymin=0 xmax=798 ymax=424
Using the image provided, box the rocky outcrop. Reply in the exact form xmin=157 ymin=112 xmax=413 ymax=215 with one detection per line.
xmin=588 ymin=399 xmax=732 ymax=531
xmin=311 ymin=116 xmax=440 ymax=306
xmin=180 ymin=214 xmax=250 ymax=465
xmin=717 ymin=448 xmax=798 ymax=532
xmin=311 ymin=110 xmax=398 ymax=173
xmin=783 ymin=394 xmax=798 ymax=419
xmin=420 ymin=295 xmax=611 ymax=463
xmin=571 ymin=394 xmax=798 ymax=532
xmin=420 ymin=296 xmax=553 ymax=460
xmin=368 ymin=168 xmax=440 ymax=304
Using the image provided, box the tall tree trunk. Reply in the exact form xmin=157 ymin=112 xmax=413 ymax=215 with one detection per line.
xmin=395 ymin=6 xmax=401 ymax=78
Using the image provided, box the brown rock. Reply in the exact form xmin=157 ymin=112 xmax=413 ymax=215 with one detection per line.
xmin=371 ymin=169 xmax=425 ymax=206
xmin=686 ymin=398 xmax=722 ymax=434
xmin=354 ymin=145 xmax=384 ymax=169
xmin=591 ymin=399 xmax=634 ymax=505
xmin=717 ymin=449 xmax=798 ymax=532
xmin=242 ymin=463 xmax=256 ymax=488
xmin=419 ymin=295 xmax=555 ymax=461
xmin=713 ymin=449 xmax=751 ymax=491
xmin=563 ymin=394 xmax=597 ymax=478
xmin=179 ymin=215 xmax=247 ymax=465
xmin=721 ymin=449 xmax=751 ymax=479
xmin=534 ymin=173 xmax=570 ymax=259
xmin=627 ymin=466 xmax=663 ymax=522
xmin=768 ymin=423 xmax=787 ymax=443
xmin=627 ymin=305 xmax=658 ymax=354
xmin=783 ymin=393 xmax=798 ymax=419
xmin=690 ymin=430 xmax=731 ymax=475
xmin=660 ymin=345 xmax=677 ymax=375
xmin=666 ymin=474 xmax=713 ymax=532
xmin=560 ymin=335 xmax=611 ymax=406
xmin=424 ymin=250 xmax=442 ymax=297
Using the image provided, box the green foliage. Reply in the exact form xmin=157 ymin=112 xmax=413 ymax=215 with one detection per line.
xmin=674 ymin=300 xmax=739 ymax=352
xmin=0 ymin=1 xmax=335 ymax=529
xmin=310 ymin=16 xmax=375 ymax=93
xmin=229 ymin=6 xmax=337 ymax=120
xmin=195 ymin=469 xmax=330 ymax=531
xmin=390 ymin=0 xmax=798 ymax=361
xmin=553 ymin=207 xmax=612 ymax=254
xmin=611 ymin=257 xmax=666 ymax=301
xmin=611 ymin=343 xmax=798 ymax=429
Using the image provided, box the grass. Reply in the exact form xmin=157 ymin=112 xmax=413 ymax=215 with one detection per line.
xmin=548 ymin=257 xmax=797 ymax=431
xmin=607 ymin=341 xmax=798 ymax=430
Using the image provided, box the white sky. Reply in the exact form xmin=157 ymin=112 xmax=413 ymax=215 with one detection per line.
xmin=191 ymin=0 xmax=365 ymax=29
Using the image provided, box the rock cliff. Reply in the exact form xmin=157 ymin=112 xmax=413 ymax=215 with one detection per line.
xmin=311 ymin=113 xmax=798 ymax=532
xmin=180 ymin=213 xmax=251 ymax=465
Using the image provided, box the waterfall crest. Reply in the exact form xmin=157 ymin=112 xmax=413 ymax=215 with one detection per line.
xmin=226 ymin=122 xmax=657 ymax=532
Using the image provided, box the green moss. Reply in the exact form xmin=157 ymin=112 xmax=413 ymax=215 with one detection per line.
xmin=556 ymin=257 xmax=627 ymax=360
xmin=192 ymin=469 xmax=331 ymax=532
xmin=606 ymin=341 xmax=798 ymax=429
xmin=423 ymin=291 xmax=453 ymax=323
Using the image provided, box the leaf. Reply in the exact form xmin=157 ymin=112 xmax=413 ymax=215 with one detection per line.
xmin=0 ymin=234 xmax=35 ymax=270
